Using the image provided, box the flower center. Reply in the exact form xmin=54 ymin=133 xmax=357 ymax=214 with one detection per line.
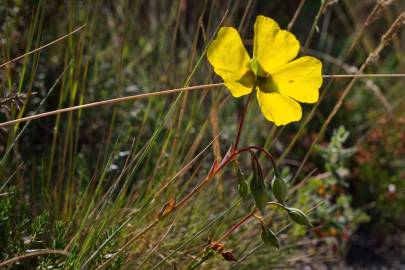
xmin=257 ymin=74 xmax=277 ymax=93
xmin=249 ymin=58 xmax=277 ymax=93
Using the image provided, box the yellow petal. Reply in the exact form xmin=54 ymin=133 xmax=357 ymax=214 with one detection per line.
xmin=207 ymin=27 xmax=251 ymax=82
xmin=257 ymin=91 xmax=302 ymax=126
xmin=271 ymin=56 xmax=323 ymax=103
xmin=224 ymin=81 xmax=253 ymax=97
xmin=253 ymin=15 xmax=300 ymax=73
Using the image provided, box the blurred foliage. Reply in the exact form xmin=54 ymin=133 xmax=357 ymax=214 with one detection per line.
xmin=352 ymin=115 xmax=405 ymax=230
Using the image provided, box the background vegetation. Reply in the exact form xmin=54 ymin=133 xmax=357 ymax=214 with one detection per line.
xmin=0 ymin=0 xmax=404 ymax=269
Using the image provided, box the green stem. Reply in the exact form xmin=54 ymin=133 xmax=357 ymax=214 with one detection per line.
xmin=267 ymin=201 xmax=289 ymax=212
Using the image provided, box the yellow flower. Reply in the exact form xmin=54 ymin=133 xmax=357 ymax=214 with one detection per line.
xmin=207 ymin=15 xmax=323 ymax=126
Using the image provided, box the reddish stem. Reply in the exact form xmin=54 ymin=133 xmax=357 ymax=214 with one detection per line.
xmin=233 ymin=91 xmax=254 ymax=152
xmin=236 ymin=146 xmax=280 ymax=176
xmin=109 ymin=122 xmax=280 ymax=267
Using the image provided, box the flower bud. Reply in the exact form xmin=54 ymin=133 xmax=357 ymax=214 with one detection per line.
xmin=235 ymin=166 xmax=250 ymax=200
xmin=287 ymin=207 xmax=312 ymax=227
xmin=261 ymin=224 xmax=279 ymax=249
xmin=250 ymin=156 xmax=270 ymax=214
xmin=271 ymin=176 xmax=287 ymax=204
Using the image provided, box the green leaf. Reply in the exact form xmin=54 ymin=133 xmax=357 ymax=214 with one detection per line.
xmin=233 ymin=162 xmax=250 ymax=200
xmin=250 ymin=155 xmax=270 ymax=214
xmin=271 ymin=176 xmax=288 ymax=204
xmin=260 ymin=224 xmax=279 ymax=249
xmin=287 ymin=207 xmax=313 ymax=227
xmin=237 ymin=171 xmax=250 ymax=200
